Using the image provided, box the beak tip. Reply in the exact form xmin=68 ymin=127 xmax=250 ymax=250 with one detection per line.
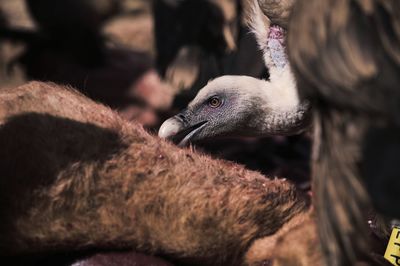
xmin=158 ymin=117 xmax=183 ymax=139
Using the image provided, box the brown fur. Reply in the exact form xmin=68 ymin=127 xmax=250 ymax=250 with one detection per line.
xmin=0 ymin=82 xmax=310 ymax=265
xmin=271 ymin=213 xmax=322 ymax=266
xmin=246 ymin=209 xmax=322 ymax=266
xmin=288 ymin=0 xmax=400 ymax=265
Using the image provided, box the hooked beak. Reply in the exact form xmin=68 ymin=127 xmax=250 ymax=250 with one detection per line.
xmin=158 ymin=114 xmax=208 ymax=147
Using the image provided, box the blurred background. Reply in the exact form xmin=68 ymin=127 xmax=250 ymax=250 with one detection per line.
xmin=0 ymin=0 xmax=310 ymax=188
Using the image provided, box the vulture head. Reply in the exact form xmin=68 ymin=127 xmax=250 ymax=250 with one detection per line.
xmin=159 ymin=74 xmax=310 ymax=146
xmin=159 ymin=0 xmax=310 ymax=146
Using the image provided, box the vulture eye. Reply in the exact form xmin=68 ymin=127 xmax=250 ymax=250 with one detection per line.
xmin=208 ymin=97 xmax=222 ymax=108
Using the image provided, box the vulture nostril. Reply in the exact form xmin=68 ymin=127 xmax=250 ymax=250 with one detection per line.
xmin=176 ymin=114 xmax=186 ymax=123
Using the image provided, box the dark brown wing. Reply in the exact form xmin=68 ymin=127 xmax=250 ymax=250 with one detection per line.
xmin=288 ymin=0 xmax=400 ymax=120
xmin=288 ymin=1 xmax=400 ymax=265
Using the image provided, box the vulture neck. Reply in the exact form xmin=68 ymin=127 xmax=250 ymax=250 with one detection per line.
xmin=256 ymin=99 xmax=310 ymax=136
xmin=256 ymin=25 xmax=309 ymax=135
xmin=251 ymin=70 xmax=310 ymax=136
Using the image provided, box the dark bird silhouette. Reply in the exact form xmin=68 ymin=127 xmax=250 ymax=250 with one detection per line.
xmin=288 ymin=0 xmax=400 ymax=265
xmin=153 ymin=0 xmax=238 ymax=90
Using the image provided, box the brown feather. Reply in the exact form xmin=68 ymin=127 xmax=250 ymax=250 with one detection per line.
xmin=288 ymin=0 xmax=400 ymax=265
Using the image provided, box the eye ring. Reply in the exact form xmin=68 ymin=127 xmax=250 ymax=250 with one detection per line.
xmin=208 ymin=96 xmax=222 ymax=108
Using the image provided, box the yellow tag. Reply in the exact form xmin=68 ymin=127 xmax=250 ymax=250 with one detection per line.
xmin=385 ymin=227 xmax=400 ymax=266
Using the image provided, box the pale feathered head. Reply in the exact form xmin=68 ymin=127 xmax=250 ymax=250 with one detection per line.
xmin=159 ymin=0 xmax=309 ymax=146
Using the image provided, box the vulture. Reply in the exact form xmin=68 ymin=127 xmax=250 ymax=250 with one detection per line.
xmin=158 ymin=0 xmax=310 ymax=146
xmin=160 ymin=0 xmax=400 ymax=265
xmin=256 ymin=0 xmax=295 ymax=29
xmin=287 ymin=0 xmax=400 ymax=265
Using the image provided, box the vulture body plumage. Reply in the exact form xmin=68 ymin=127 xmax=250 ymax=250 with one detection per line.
xmin=288 ymin=0 xmax=400 ymax=265
xmin=257 ymin=0 xmax=295 ymax=29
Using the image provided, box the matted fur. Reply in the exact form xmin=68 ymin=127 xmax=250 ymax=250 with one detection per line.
xmin=0 ymin=82 xmax=310 ymax=265
xmin=245 ymin=209 xmax=322 ymax=266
